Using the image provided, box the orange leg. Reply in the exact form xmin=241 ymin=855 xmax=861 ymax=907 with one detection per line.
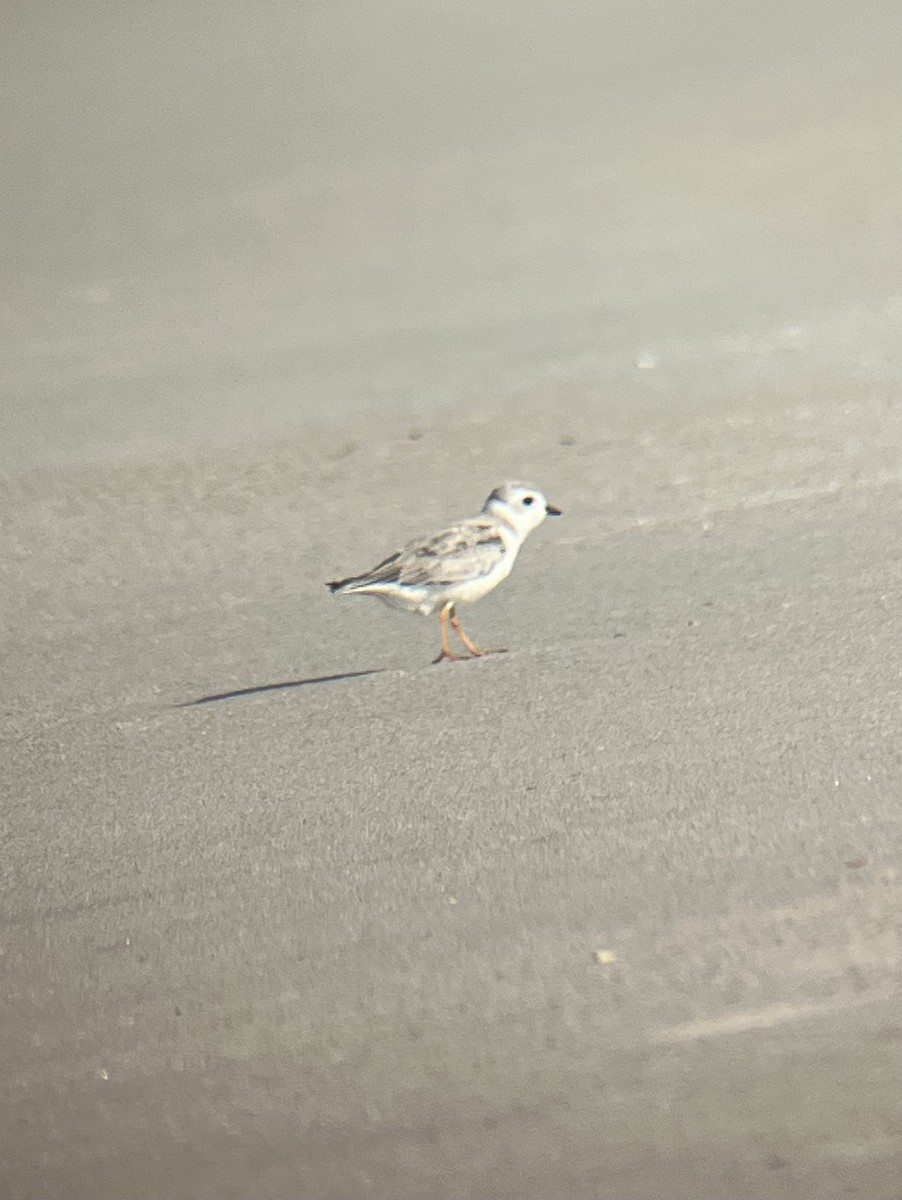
xmin=433 ymin=602 xmax=468 ymax=663
xmin=448 ymin=605 xmax=487 ymax=656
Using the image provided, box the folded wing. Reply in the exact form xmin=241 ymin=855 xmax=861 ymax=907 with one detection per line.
xmin=399 ymin=523 xmax=505 ymax=585
xmin=330 ymin=521 xmax=505 ymax=592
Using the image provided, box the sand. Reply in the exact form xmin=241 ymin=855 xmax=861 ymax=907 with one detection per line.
xmin=2 ymin=3 xmax=902 ymax=1198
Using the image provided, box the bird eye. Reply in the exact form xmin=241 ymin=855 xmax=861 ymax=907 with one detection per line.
xmin=522 ymin=496 xmax=534 ymax=506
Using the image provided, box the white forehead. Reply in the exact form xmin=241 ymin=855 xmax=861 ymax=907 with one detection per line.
xmin=488 ymin=481 xmax=544 ymax=505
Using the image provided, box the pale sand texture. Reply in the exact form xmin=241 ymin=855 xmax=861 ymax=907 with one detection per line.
xmin=3 ymin=391 xmax=902 ymax=1200
xmin=3 ymin=2 xmax=902 ymax=1198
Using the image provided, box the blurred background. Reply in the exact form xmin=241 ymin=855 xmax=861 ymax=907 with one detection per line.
xmin=3 ymin=0 xmax=901 ymax=472
xmin=3 ymin=6 xmax=902 ymax=1200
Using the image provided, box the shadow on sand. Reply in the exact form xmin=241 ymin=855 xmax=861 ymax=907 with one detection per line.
xmin=179 ymin=669 xmax=387 ymax=707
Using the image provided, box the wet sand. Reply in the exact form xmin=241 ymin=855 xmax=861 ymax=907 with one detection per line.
xmin=3 ymin=3 xmax=902 ymax=1198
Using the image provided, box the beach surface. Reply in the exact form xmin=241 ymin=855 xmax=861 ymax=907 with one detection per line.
xmin=2 ymin=3 xmax=902 ymax=1197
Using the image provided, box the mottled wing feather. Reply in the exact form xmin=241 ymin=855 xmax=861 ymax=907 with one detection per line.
xmin=328 ymin=550 xmax=401 ymax=591
xmin=340 ymin=521 xmax=504 ymax=589
xmin=397 ymin=522 xmax=504 ymax=585
xmin=362 ymin=549 xmax=403 ymax=578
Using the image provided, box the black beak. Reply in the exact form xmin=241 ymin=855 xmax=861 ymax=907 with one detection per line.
xmin=546 ymin=504 xmax=562 ymax=516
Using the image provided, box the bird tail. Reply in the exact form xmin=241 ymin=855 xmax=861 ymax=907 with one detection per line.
xmin=326 ymin=576 xmax=364 ymax=594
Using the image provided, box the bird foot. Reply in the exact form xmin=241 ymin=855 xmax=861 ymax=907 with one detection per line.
xmin=432 ymin=649 xmax=473 ymax=664
xmin=432 ymin=647 xmax=507 ymax=664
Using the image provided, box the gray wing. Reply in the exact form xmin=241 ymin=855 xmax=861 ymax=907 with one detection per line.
xmin=337 ymin=521 xmax=504 ymax=589
xmin=397 ymin=522 xmax=505 ymax=585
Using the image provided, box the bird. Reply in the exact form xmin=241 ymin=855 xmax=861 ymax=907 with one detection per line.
xmin=327 ymin=481 xmax=562 ymax=662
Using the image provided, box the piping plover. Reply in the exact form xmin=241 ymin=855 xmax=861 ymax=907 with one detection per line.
xmin=327 ymin=481 xmax=562 ymax=662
